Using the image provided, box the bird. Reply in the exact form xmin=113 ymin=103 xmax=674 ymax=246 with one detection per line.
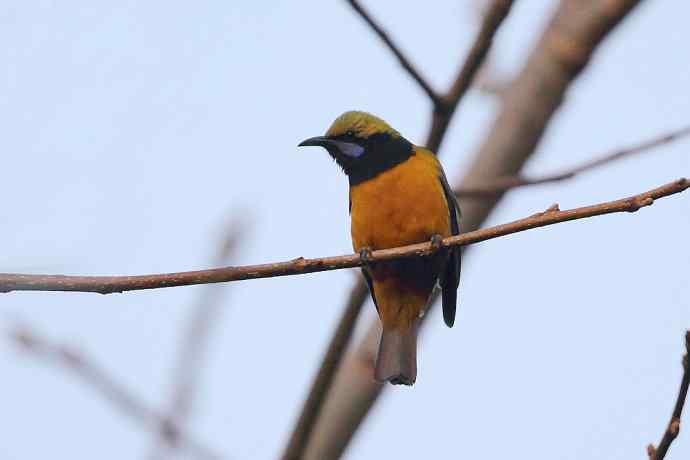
xmin=299 ymin=111 xmax=460 ymax=386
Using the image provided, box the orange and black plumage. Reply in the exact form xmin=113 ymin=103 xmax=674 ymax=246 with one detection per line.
xmin=299 ymin=111 xmax=460 ymax=385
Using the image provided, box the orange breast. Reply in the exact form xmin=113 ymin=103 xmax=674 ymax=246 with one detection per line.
xmin=350 ymin=148 xmax=451 ymax=252
xmin=349 ymin=148 xmax=451 ymax=329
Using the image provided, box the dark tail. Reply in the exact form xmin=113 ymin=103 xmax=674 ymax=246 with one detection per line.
xmin=374 ymin=321 xmax=419 ymax=386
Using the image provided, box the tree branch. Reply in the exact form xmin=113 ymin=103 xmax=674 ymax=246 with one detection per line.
xmin=0 ymin=179 xmax=686 ymax=295
xmin=455 ymin=125 xmax=690 ymax=198
xmin=9 ymin=326 xmax=223 ymax=460
xmin=444 ymin=0 xmax=513 ymax=106
xmin=346 ymin=0 xmax=442 ymax=107
xmin=648 ymin=330 xmax=690 ymax=460
xmin=426 ymin=0 xmax=515 ymax=152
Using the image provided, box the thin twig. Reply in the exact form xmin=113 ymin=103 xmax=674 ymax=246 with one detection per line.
xmin=9 ymin=326 xmax=223 ymax=460
xmin=426 ymin=0 xmax=515 ymax=152
xmin=455 ymin=125 xmax=690 ymax=198
xmin=346 ymin=0 xmax=442 ymax=107
xmin=469 ymin=0 xmax=510 ymax=97
xmin=0 ymin=178 xmax=686 ymax=295
xmin=648 ymin=331 xmax=690 ymax=460
xmin=445 ymin=0 xmax=513 ymax=104
xmin=167 ymin=225 xmax=245 ymax=422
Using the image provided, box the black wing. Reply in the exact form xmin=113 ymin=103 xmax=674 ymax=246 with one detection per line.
xmin=350 ymin=190 xmax=378 ymax=310
xmin=361 ymin=268 xmax=379 ymax=314
xmin=439 ymin=171 xmax=461 ymax=327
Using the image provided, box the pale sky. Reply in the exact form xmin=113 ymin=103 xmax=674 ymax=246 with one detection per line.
xmin=1 ymin=1 xmax=689 ymax=459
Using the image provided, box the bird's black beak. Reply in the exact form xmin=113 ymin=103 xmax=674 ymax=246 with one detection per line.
xmin=298 ymin=135 xmax=366 ymax=159
xmin=298 ymin=136 xmax=332 ymax=148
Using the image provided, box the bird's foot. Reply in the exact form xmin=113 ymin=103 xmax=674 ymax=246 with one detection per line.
xmin=359 ymin=246 xmax=374 ymax=266
xmin=429 ymin=234 xmax=444 ymax=252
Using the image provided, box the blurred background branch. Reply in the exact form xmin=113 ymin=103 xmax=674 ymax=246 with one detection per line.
xmin=148 ymin=217 xmax=249 ymax=460
xmin=9 ymin=326 xmax=223 ymax=460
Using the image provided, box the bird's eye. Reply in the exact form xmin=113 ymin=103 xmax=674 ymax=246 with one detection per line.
xmin=346 ymin=130 xmax=355 ymax=137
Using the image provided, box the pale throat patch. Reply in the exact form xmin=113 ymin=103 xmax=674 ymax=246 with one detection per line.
xmin=332 ymin=140 xmax=365 ymax=158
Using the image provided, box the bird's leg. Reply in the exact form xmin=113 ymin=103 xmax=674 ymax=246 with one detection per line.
xmin=359 ymin=246 xmax=374 ymax=267
xmin=429 ymin=234 xmax=444 ymax=252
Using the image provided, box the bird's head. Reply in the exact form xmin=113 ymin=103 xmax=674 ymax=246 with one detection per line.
xmin=298 ymin=111 xmax=414 ymax=185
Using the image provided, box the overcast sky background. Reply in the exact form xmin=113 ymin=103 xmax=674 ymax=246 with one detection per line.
xmin=1 ymin=1 xmax=689 ymax=459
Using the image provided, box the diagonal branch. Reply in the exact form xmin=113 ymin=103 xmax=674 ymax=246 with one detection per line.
xmin=9 ymin=326 xmax=223 ymax=460
xmin=444 ymin=0 xmax=514 ymax=106
xmin=0 ymin=178 xmax=686 ymax=295
xmin=346 ymin=0 xmax=442 ymax=107
xmin=455 ymin=125 xmax=690 ymax=197
xmin=648 ymin=330 xmax=690 ymax=460
xmin=426 ymin=0 xmax=515 ymax=152
xmin=427 ymin=0 xmax=514 ymax=147
xmin=280 ymin=286 xmax=368 ymax=460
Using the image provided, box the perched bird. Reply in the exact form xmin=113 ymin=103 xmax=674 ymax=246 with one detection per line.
xmin=299 ymin=111 xmax=460 ymax=385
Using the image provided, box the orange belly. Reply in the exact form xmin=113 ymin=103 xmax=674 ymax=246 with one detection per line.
xmin=350 ymin=149 xmax=451 ymax=329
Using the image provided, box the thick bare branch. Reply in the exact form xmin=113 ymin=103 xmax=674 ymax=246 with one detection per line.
xmin=9 ymin=327 xmax=223 ymax=460
xmin=648 ymin=331 xmax=690 ymax=460
xmin=346 ymin=0 xmax=441 ymax=107
xmin=456 ymin=125 xmax=690 ymax=198
xmin=280 ymin=286 xmax=368 ymax=460
xmin=0 ymin=179 xmax=686 ymax=295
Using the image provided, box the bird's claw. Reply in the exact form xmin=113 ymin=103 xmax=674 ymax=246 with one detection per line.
xmin=430 ymin=234 xmax=444 ymax=252
xmin=359 ymin=246 xmax=374 ymax=266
